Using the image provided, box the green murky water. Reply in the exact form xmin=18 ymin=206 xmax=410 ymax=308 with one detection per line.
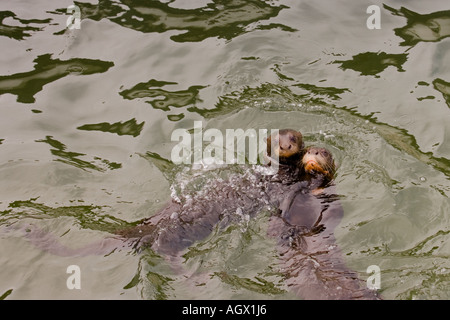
xmin=0 ymin=0 xmax=449 ymax=300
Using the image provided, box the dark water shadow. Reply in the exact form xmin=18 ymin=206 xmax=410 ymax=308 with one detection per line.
xmin=0 ymin=11 xmax=51 ymax=40
xmin=213 ymin=271 xmax=285 ymax=295
xmin=36 ymin=135 xmax=122 ymax=172
xmin=139 ymin=151 xmax=178 ymax=182
xmin=1 ymin=198 xmax=136 ymax=233
xmin=119 ymin=79 xmax=206 ymax=115
xmin=293 ymin=83 xmax=350 ymax=100
xmin=49 ymin=0 xmax=293 ymax=42
xmin=123 ymin=252 xmax=175 ymax=299
xmin=384 ymin=5 xmax=450 ymax=47
xmin=333 ymin=52 xmax=408 ymax=77
xmin=433 ymin=78 xmax=450 ymax=108
xmin=0 ymin=54 xmax=114 ymax=103
xmin=0 ymin=288 xmax=13 ymax=300
xmin=77 ymin=118 xmax=145 ymax=137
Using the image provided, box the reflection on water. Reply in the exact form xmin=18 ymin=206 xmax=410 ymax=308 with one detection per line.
xmin=213 ymin=271 xmax=285 ymax=295
xmin=187 ymin=82 xmax=296 ymax=118
xmin=35 ymin=136 xmax=122 ymax=172
xmin=0 ymin=54 xmax=114 ymax=103
xmin=333 ymin=52 xmax=408 ymax=77
xmin=51 ymin=0 xmax=291 ymax=42
xmin=0 ymin=11 xmax=50 ymax=40
xmin=293 ymin=83 xmax=350 ymax=101
xmin=384 ymin=5 xmax=450 ymax=46
xmin=119 ymin=79 xmax=206 ymax=118
xmin=433 ymin=78 xmax=450 ymax=108
xmin=77 ymin=118 xmax=145 ymax=137
xmin=123 ymin=254 xmax=175 ymax=300
xmin=3 ymin=199 xmax=135 ymax=233
xmin=0 ymin=0 xmax=449 ymax=300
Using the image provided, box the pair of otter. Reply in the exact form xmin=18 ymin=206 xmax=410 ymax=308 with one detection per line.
xmin=25 ymin=129 xmax=380 ymax=299
xmin=115 ymin=129 xmax=378 ymax=299
xmin=119 ymin=129 xmax=334 ymax=255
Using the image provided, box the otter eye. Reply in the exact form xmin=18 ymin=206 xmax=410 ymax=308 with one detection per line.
xmin=321 ymin=150 xmax=328 ymax=156
xmin=289 ymin=135 xmax=296 ymax=142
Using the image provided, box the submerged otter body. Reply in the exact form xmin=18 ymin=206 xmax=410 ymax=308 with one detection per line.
xmin=268 ymin=147 xmax=379 ymax=299
xmin=118 ymin=143 xmax=379 ymax=299
xmin=268 ymin=184 xmax=378 ymax=299
xmin=119 ymin=129 xmax=306 ymax=255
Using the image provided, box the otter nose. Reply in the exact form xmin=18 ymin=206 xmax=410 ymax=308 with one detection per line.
xmin=280 ymin=143 xmax=292 ymax=150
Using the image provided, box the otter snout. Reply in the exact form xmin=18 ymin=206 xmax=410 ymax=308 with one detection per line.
xmin=279 ymin=141 xmax=293 ymax=150
xmin=302 ymin=147 xmax=335 ymax=179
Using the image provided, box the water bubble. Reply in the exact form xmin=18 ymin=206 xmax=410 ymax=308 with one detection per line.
xmin=419 ymin=176 xmax=427 ymax=182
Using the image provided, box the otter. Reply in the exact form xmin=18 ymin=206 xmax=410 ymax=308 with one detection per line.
xmin=266 ymin=128 xmax=304 ymax=165
xmin=117 ymin=129 xmax=306 ymax=255
xmin=268 ymin=146 xmax=380 ymax=299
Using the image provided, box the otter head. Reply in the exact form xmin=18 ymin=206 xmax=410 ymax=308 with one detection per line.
xmin=302 ymin=147 xmax=336 ymax=182
xmin=266 ymin=129 xmax=304 ymax=165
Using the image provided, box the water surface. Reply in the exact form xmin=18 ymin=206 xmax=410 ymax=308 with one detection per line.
xmin=0 ymin=0 xmax=449 ymax=300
